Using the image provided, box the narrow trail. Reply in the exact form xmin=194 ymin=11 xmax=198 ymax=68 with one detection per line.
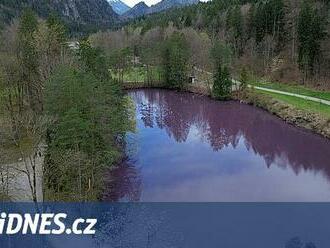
xmin=247 ymin=85 xmax=330 ymax=106
xmin=194 ymin=68 xmax=330 ymax=106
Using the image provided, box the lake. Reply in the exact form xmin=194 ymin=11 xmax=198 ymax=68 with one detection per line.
xmin=103 ymin=89 xmax=330 ymax=202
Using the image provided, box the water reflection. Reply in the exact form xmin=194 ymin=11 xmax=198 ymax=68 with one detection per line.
xmin=103 ymin=160 xmax=142 ymax=202
xmin=105 ymin=89 xmax=330 ymax=201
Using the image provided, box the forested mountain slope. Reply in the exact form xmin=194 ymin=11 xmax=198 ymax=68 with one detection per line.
xmin=123 ymin=0 xmax=199 ymax=19
xmin=0 ymin=0 xmax=118 ymax=33
xmin=108 ymin=0 xmax=131 ymax=15
xmin=122 ymin=2 xmax=149 ymax=19
xmin=125 ymin=0 xmax=330 ymax=88
xmin=148 ymin=0 xmax=199 ymax=14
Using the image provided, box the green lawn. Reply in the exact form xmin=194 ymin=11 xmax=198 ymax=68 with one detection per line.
xmin=111 ymin=66 xmax=162 ymax=82
xmin=250 ymin=80 xmax=330 ymax=101
xmin=257 ymin=89 xmax=330 ymax=118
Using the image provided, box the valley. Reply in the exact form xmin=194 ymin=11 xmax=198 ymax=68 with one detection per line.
xmin=0 ymin=0 xmax=330 ymax=202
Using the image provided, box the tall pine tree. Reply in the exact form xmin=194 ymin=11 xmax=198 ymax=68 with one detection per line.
xmin=297 ymin=0 xmax=326 ymax=77
xmin=162 ymin=32 xmax=189 ymax=90
xmin=18 ymin=9 xmax=39 ymax=112
xmin=212 ymin=65 xmax=232 ymax=100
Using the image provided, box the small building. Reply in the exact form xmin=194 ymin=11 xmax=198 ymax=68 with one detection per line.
xmin=189 ymin=65 xmax=197 ymax=84
xmin=189 ymin=75 xmax=197 ymax=84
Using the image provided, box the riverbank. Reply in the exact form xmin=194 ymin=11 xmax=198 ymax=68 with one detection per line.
xmin=250 ymin=80 xmax=330 ymax=101
xmin=123 ymin=82 xmax=330 ymax=139
xmin=235 ymin=90 xmax=330 ymax=139
xmin=122 ymin=81 xmax=212 ymax=95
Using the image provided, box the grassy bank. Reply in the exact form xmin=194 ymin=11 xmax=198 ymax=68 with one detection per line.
xmin=256 ymin=90 xmax=330 ymax=118
xmin=250 ymin=80 xmax=330 ymax=101
xmin=122 ymin=80 xmax=165 ymax=90
xmin=122 ymin=80 xmax=212 ymax=96
xmin=237 ymin=89 xmax=330 ymax=139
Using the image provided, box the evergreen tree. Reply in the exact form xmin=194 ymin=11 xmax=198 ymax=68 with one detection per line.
xmin=247 ymin=3 xmax=256 ymax=39
xmin=162 ymin=32 xmax=189 ymax=90
xmin=18 ymin=9 xmax=39 ymax=112
xmin=269 ymin=0 xmax=286 ymax=45
xmin=46 ymin=13 xmax=67 ymax=49
xmin=36 ymin=15 xmax=67 ymax=75
xmin=239 ymin=66 xmax=249 ymax=90
xmin=44 ymin=64 xmax=131 ymax=200
xmin=226 ymin=5 xmax=243 ymax=55
xmin=78 ymin=39 xmax=111 ymax=82
xmin=210 ymin=41 xmax=232 ymax=68
xmin=297 ymin=0 xmax=326 ymax=76
xmin=212 ymin=65 xmax=232 ymax=100
xmin=252 ymin=0 xmax=285 ymax=45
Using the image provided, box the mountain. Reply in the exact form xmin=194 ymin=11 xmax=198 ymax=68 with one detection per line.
xmin=148 ymin=0 xmax=199 ymax=14
xmin=108 ymin=0 xmax=131 ymax=15
xmin=0 ymin=0 xmax=118 ymax=33
xmin=122 ymin=0 xmax=199 ymax=19
xmin=122 ymin=2 xmax=149 ymax=19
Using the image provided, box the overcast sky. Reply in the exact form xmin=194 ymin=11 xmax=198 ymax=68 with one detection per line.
xmin=122 ymin=0 xmax=209 ymax=8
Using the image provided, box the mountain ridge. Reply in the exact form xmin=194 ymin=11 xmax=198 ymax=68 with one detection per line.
xmin=0 ymin=0 xmax=200 ymax=31
xmin=108 ymin=0 xmax=131 ymax=15
xmin=0 ymin=0 xmax=118 ymax=33
xmin=122 ymin=0 xmax=199 ymax=19
xmin=122 ymin=1 xmax=149 ymax=19
xmin=149 ymin=0 xmax=199 ymax=14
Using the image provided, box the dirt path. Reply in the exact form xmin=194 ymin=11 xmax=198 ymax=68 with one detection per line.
xmin=248 ymin=85 xmax=330 ymax=106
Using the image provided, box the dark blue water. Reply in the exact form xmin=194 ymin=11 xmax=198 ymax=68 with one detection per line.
xmin=104 ymin=89 xmax=330 ymax=202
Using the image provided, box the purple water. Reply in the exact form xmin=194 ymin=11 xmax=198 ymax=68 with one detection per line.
xmin=104 ymin=89 xmax=330 ymax=202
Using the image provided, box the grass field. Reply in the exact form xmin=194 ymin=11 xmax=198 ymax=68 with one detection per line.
xmin=111 ymin=66 xmax=162 ymax=82
xmin=257 ymin=89 xmax=330 ymax=118
xmin=251 ymin=80 xmax=330 ymax=101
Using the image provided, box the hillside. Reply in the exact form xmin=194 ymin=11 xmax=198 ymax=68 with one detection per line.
xmin=0 ymin=0 xmax=118 ymax=33
xmin=148 ymin=0 xmax=199 ymax=14
xmin=122 ymin=2 xmax=149 ymax=19
xmin=122 ymin=0 xmax=199 ymax=19
xmin=108 ymin=0 xmax=131 ymax=15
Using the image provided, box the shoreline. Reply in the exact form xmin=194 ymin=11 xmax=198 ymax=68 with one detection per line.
xmin=123 ymin=82 xmax=330 ymax=140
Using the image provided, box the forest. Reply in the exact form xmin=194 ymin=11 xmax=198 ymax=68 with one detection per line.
xmin=106 ymin=0 xmax=330 ymax=88
xmin=0 ymin=10 xmax=133 ymax=201
xmin=0 ymin=0 xmax=118 ymax=34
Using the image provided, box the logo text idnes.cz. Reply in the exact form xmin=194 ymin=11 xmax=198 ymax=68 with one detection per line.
xmin=0 ymin=213 xmax=97 ymax=235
